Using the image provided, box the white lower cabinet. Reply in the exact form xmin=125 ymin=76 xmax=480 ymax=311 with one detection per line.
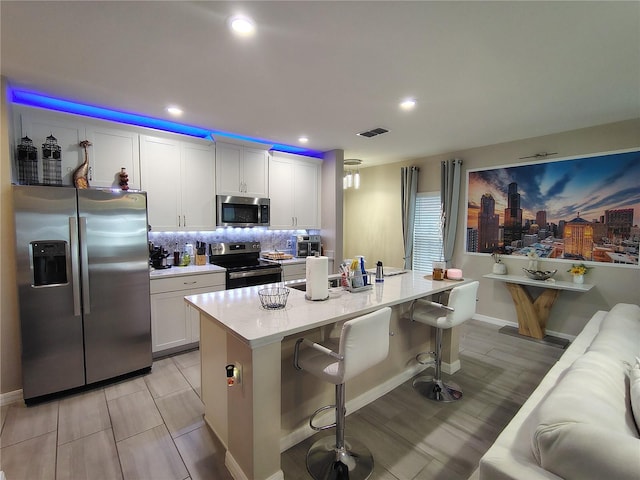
xmin=282 ymin=262 xmax=306 ymax=282
xmin=150 ymin=272 xmax=225 ymax=355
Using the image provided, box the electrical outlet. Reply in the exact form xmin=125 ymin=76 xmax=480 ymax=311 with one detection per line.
xmin=286 ymin=240 xmax=292 ymax=248
xmin=225 ymin=362 xmax=242 ymax=387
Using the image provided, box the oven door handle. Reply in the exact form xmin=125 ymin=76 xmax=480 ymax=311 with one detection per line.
xmin=228 ymin=267 xmax=282 ymax=280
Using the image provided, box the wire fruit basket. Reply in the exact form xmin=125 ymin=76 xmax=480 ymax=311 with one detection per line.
xmin=258 ymin=287 xmax=290 ymax=309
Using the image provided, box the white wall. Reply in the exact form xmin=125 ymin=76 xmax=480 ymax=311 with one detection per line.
xmin=1 ymin=78 xmax=22 ymax=396
xmin=345 ymin=119 xmax=640 ymax=336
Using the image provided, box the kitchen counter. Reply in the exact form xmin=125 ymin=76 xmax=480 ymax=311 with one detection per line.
xmin=185 ymin=270 xmax=465 ymax=348
xmin=149 ymin=264 xmax=226 ymax=278
xmin=260 ymin=255 xmax=306 ymax=265
xmin=186 ymin=271 xmax=471 ymax=480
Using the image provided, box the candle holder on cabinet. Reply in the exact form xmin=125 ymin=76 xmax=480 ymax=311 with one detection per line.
xmin=42 ymin=134 xmax=62 ymax=185
xmin=17 ymin=136 xmax=39 ymax=185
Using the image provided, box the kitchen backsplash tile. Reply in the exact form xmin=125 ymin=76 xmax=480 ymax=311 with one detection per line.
xmin=149 ymin=229 xmax=320 ymax=255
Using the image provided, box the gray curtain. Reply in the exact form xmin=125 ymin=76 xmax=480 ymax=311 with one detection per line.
xmin=441 ymin=158 xmax=463 ymax=268
xmin=401 ymin=166 xmax=419 ymax=270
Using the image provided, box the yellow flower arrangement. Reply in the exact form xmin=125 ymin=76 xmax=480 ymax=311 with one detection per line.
xmin=568 ymin=263 xmax=591 ymax=276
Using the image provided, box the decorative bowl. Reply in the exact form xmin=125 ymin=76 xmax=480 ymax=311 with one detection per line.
xmin=522 ymin=268 xmax=557 ymax=281
xmin=258 ymin=287 xmax=290 ymax=309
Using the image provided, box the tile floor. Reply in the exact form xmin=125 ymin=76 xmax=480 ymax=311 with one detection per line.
xmin=0 ymin=319 xmax=564 ymax=480
xmin=0 ymin=350 xmax=231 ymax=480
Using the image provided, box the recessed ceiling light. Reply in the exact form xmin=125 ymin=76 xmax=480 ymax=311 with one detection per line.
xmin=229 ymin=15 xmax=256 ymax=36
xmin=400 ymin=98 xmax=417 ymax=111
xmin=298 ymin=136 xmax=309 ymax=143
xmin=166 ymin=106 xmax=183 ymax=116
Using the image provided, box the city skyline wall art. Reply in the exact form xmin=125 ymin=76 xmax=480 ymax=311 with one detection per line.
xmin=465 ymin=148 xmax=639 ymax=266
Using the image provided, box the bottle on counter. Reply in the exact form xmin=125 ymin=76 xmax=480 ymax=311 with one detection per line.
xmin=375 ymin=260 xmax=384 ymax=282
xmin=359 ymin=255 xmax=368 ymax=286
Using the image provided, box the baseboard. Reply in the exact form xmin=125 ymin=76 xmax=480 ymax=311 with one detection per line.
xmin=472 ymin=314 xmax=576 ymax=342
xmin=279 ymin=362 xmax=428 ymax=452
xmin=225 ymin=452 xmax=248 ymax=480
xmin=0 ymin=389 xmax=23 ymax=406
xmin=225 ymin=451 xmax=283 ymax=480
xmin=442 ymin=359 xmax=461 ymax=375
xmin=203 ymin=415 xmax=228 ymax=451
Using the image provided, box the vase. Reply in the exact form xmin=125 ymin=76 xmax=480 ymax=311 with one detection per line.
xmin=528 ymin=260 xmax=538 ymax=270
xmin=573 ymin=274 xmax=584 ymax=284
xmin=492 ymin=263 xmax=507 ymax=275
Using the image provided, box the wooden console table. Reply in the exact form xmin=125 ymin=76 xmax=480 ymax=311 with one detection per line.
xmin=483 ymin=273 xmax=594 ymax=339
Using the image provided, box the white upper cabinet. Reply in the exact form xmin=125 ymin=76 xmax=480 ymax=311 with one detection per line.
xmin=140 ymin=135 xmax=215 ymax=231
xmin=16 ymin=107 xmax=140 ymax=189
xmin=215 ymin=142 xmax=269 ymax=197
xmin=181 ymin=141 xmax=216 ymax=229
xmin=140 ymin=136 xmax=181 ymax=230
xmin=86 ymin=125 xmax=140 ymax=190
xmin=269 ymin=152 xmax=321 ymax=229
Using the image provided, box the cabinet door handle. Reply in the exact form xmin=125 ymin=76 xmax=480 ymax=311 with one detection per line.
xmin=183 ymin=215 xmax=186 ymax=227
xmin=178 ymin=215 xmax=181 ymax=227
xmin=183 ymin=281 xmax=198 ymax=285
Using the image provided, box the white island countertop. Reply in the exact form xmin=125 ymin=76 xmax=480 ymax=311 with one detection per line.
xmin=185 ymin=271 xmax=470 ymax=348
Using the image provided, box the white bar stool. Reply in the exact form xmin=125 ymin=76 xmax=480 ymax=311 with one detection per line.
xmin=410 ymin=281 xmax=479 ymax=402
xmin=293 ymin=307 xmax=392 ymax=480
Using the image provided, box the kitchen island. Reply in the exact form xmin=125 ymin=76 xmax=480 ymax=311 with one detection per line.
xmin=185 ymin=271 xmax=471 ymax=480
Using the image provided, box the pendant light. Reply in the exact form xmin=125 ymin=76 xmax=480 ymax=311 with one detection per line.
xmin=344 ymin=159 xmax=362 ymax=190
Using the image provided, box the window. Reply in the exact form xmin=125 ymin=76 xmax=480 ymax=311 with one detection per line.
xmin=413 ymin=192 xmax=443 ymax=273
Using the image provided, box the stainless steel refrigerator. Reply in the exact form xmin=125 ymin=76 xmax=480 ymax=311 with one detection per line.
xmin=13 ymin=185 xmax=152 ymax=401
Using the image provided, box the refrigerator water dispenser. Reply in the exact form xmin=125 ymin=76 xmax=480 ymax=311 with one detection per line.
xmin=31 ymin=240 xmax=67 ymax=286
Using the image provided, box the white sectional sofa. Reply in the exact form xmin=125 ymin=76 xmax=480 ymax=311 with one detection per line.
xmin=478 ymin=303 xmax=640 ymax=480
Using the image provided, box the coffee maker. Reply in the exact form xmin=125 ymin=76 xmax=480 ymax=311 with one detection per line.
xmin=149 ymin=245 xmax=170 ymax=269
xmin=292 ymin=234 xmax=321 ymax=257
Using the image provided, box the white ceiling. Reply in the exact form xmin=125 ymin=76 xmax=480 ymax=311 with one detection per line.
xmin=2 ymin=1 xmax=639 ymax=167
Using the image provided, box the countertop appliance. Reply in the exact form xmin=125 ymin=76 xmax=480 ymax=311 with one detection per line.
xmin=216 ymin=195 xmax=270 ymax=227
xmin=293 ymin=234 xmax=321 ymax=257
xmin=149 ymin=245 xmax=170 ymax=269
xmin=13 ymin=185 xmax=152 ymax=402
xmin=209 ymin=241 xmax=282 ymax=289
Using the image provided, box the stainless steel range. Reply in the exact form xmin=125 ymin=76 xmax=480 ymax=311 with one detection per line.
xmin=209 ymin=242 xmax=282 ymax=289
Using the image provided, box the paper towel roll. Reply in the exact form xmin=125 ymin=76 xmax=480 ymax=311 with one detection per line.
xmin=306 ymin=256 xmax=329 ymax=301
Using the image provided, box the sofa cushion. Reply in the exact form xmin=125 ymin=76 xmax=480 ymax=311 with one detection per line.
xmin=531 ymin=350 xmax=640 ymax=480
xmin=588 ymin=303 xmax=640 ymax=364
xmin=631 ymin=357 xmax=640 ymax=433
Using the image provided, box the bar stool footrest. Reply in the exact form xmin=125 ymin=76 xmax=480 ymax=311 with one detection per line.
xmin=415 ymin=351 xmax=436 ymax=366
xmin=310 ymin=404 xmax=337 ymax=431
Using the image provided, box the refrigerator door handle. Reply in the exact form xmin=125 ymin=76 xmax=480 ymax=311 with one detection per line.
xmin=79 ymin=216 xmax=91 ymax=315
xmin=69 ymin=217 xmax=82 ymax=316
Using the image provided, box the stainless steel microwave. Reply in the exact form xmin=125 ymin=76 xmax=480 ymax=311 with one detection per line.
xmin=216 ymin=195 xmax=270 ymax=227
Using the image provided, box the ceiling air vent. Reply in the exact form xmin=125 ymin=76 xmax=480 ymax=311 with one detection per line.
xmin=357 ymin=127 xmax=389 ymax=138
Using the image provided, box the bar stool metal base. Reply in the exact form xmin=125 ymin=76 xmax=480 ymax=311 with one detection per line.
xmin=307 ymin=436 xmax=374 ymax=480
xmin=412 ymin=376 xmax=463 ymax=402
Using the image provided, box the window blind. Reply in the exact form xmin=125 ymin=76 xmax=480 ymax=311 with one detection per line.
xmin=413 ymin=192 xmax=443 ymax=273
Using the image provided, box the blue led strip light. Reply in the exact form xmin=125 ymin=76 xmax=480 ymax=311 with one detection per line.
xmin=12 ymin=89 xmax=325 ymax=158
xmin=12 ymin=90 xmax=211 ymax=138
